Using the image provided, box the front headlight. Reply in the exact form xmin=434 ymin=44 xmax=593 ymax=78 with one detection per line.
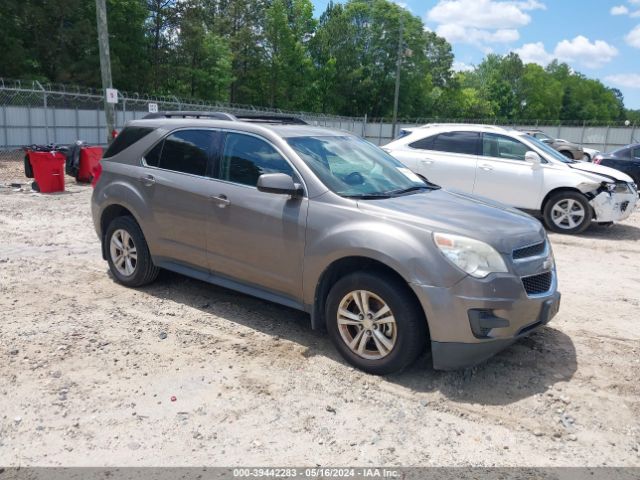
xmin=433 ymin=233 xmax=508 ymax=278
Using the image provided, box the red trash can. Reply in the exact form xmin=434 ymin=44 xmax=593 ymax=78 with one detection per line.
xmin=77 ymin=147 xmax=103 ymax=183
xmin=27 ymin=151 xmax=66 ymax=193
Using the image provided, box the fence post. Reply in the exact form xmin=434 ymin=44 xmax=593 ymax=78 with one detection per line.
xmin=2 ymin=104 xmax=7 ymax=148
xmin=378 ymin=119 xmax=383 ymax=145
xmin=36 ymin=81 xmax=49 ymax=144
xmin=75 ymin=106 xmax=80 ymax=141
xmin=630 ymin=123 xmax=637 ymax=144
xmin=27 ymin=103 xmax=33 ymax=145
xmin=603 ymin=124 xmax=610 ymax=153
xmin=580 ymin=121 xmax=585 ymax=146
xmin=363 ymin=114 xmax=367 ymax=138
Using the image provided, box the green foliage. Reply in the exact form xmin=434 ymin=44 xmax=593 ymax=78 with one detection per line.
xmin=0 ymin=0 xmax=634 ymax=121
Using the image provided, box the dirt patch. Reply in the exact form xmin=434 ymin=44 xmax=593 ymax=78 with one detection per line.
xmin=0 ymin=164 xmax=639 ymax=466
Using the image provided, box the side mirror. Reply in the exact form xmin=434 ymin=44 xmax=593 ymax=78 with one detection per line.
xmin=525 ymin=151 xmax=542 ymax=166
xmin=541 ymin=138 xmax=552 ymax=144
xmin=257 ymin=173 xmax=303 ymax=197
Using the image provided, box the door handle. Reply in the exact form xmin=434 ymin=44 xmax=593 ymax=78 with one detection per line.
xmin=421 ymin=159 xmax=434 ymax=165
xmin=139 ymin=174 xmax=156 ymax=186
xmin=479 ymin=164 xmax=493 ymax=171
xmin=210 ymin=194 xmax=230 ymax=208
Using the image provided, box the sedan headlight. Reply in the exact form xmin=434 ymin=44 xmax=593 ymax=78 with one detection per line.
xmin=434 ymin=233 xmax=508 ymax=278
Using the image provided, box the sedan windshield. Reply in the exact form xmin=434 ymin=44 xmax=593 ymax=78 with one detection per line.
xmin=286 ymin=135 xmax=432 ymax=198
xmin=521 ymin=134 xmax=575 ymax=164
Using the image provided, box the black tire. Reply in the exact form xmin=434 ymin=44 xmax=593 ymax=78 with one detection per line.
xmin=583 ymin=153 xmax=591 ymax=162
xmin=560 ymin=150 xmax=575 ymax=160
xmin=105 ymin=216 xmax=159 ymax=287
xmin=31 ymin=181 xmax=39 ymax=192
xmin=543 ymin=191 xmax=592 ymax=234
xmin=325 ymin=272 xmax=427 ymax=375
xmin=24 ymin=155 xmax=34 ymax=178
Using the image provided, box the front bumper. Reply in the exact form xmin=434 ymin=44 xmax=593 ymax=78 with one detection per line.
xmin=590 ymin=189 xmax=638 ymax=223
xmin=410 ymin=269 xmax=560 ymax=371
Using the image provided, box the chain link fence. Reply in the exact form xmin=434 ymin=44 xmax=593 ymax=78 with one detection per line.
xmin=1 ymin=78 xmax=639 ymax=167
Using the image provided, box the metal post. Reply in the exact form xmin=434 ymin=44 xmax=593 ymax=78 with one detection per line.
xmin=378 ymin=119 xmax=383 ymax=145
xmin=36 ymin=81 xmax=50 ymax=144
xmin=363 ymin=114 xmax=367 ymax=139
xmin=604 ymin=124 xmax=610 ymax=152
xmin=631 ymin=123 xmax=637 ymax=144
xmin=75 ymin=106 xmax=80 ymax=141
xmin=2 ymin=105 xmax=8 ymax=148
xmin=579 ymin=121 xmax=585 ymax=146
xmin=27 ymin=103 xmax=33 ymax=145
xmin=96 ymin=0 xmax=115 ymax=143
xmin=391 ymin=15 xmax=403 ymax=140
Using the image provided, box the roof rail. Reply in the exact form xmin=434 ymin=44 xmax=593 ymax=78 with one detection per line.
xmin=142 ymin=111 xmax=237 ymax=120
xmin=418 ymin=123 xmax=507 ymax=131
xmin=234 ymin=114 xmax=308 ymax=125
xmin=141 ymin=111 xmax=308 ymax=125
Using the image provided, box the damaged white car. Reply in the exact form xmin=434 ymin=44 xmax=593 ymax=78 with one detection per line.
xmin=383 ymin=124 xmax=638 ymax=234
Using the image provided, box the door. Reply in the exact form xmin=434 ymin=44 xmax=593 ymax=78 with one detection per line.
xmin=206 ymin=131 xmax=308 ymax=302
xmin=398 ymin=131 xmax=480 ymax=193
xmin=473 ymin=133 xmax=544 ymax=209
xmin=140 ymin=129 xmax=219 ymax=271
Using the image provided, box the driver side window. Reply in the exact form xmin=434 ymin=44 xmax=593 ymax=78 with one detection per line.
xmin=218 ymin=133 xmax=294 ymax=187
xmin=483 ymin=133 xmax=528 ymax=161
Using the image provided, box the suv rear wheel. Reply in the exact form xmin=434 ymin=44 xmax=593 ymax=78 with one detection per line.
xmin=543 ymin=191 xmax=592 ymax=234
xmin=106 ymin=216 xmax=159 ymax=287
xmin=326 ymin=272 xmax=427 ymax=375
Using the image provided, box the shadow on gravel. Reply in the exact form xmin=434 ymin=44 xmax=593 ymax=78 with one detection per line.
xmin=386 ymin=326 xmax=577 ymax=405
xmin=578 ymin=222 xmax=640 ymax=241
xmin=134 ymin=270 xmax=577 ymax=406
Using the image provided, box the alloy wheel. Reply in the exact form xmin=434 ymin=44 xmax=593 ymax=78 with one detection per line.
xmin=551 ymin=198 xmax=586 ymax=230
xmin=109 ymin=229 xmax=138 ymax=277
xmin=337 ymin=290 xmax=397 ymax=360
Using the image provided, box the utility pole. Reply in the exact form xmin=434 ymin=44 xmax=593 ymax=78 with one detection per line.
xmin=96 ymin=0 xmax=115 ymax=143
xmin=391 ymin=15 xmax=403 ymax=140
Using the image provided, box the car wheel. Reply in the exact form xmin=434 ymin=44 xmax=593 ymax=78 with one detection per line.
xmin=583 ymin=153 xmax=591 ymax=162
xmin=106 ymin=216 xmax=159 ymax=287
xmin=543 ymin=191 xmax=592 ymax=234
xmin=560 ymin=150 xmax=574 ymax=160
xmin=325 ymin=272 xmax=427 ymax=375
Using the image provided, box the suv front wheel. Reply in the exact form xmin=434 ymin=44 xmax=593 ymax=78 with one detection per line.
xmin=326 ymin=272 xmax=427 ymax=375
xmin=106 ymin=216 xmax=159 ymax=287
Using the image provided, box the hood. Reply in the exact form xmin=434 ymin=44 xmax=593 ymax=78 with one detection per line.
xmin=568 ymin=161 xmax=633 ymax=183
xmin=356 ymin=189 xmax=545 ymax=254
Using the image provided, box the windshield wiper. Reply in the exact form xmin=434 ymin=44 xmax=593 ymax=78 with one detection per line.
xmin=385 ymin=185 xmax=432 ymax=196
xmin=342 ymin=193 xmax=393 ymax=200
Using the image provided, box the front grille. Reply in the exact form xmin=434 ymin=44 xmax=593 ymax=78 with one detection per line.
xmin=513 ymin=241 xmax=546 ymax=260
xmin=522 ymin=271 xmax=553 ymax=296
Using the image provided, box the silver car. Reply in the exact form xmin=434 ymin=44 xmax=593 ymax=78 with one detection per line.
xmin=91 ymin=112 xmax=560 ymax=374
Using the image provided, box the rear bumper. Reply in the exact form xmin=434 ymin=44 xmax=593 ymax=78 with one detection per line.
xmin=410 ymin=270 xmax=560 ymax=370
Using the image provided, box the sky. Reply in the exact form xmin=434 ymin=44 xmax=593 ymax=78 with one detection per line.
xmin=310 ymin=0 xmax=640 ymax=110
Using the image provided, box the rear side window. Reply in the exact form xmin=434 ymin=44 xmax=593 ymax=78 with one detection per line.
xmin=103 ymin=126 xmax=154 ymax=158
xmin=152 ymin=130 xmax=215 ymax=176
xmin=632 ymin=148 xmax=640 ymax=160
xmin=431 ymin=131 xmax=479 ymax=155
xmin=409 ymin=135 xmax=436 ymax=150
xmin=219 ymin=132 xmax=294 ymax=187
xmin=482 ymin=133 xmax=528 ymax=161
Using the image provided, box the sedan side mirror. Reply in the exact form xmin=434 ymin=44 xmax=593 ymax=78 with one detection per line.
xmin=257 ymin=173 xmax=303 ymax=197
xmin=525 ymin=151 xmax=542 ymax=166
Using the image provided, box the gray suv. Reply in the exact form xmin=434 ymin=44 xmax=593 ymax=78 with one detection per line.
xmin=91 ymin=112 xmax=560 ymax=374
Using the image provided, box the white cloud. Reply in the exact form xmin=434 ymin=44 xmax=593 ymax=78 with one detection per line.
xmin=513 ymin=42 xmax=554 ymax=65
xmin=426 ymin=0 xmax=544 ymax=50
xmin=452 ymin=61 xmax=475 ymax=72
xmin=605 ymin=73 xmax=640 ymax=88
xmin=513 ymin=36 xmax=618 ymax=69
xmin=626 ymin=25 xmax=640 ymax=47
xmin=436 ymin=24 xmax=519 ymax=45
xmin=611 ymin=5 xmax=629 ymax=15
xmin=554 ymin=36 xmax=618 ymax=68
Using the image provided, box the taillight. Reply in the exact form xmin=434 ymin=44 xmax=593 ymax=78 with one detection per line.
xmin=91 ymin=162 xmax=102 ymax=188
xmin=593 ymin=155 xmax=602 ymax=164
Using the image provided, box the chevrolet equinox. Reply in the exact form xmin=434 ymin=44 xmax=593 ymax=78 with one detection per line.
xmin=91 ymin=112 xmax=561 ymax=374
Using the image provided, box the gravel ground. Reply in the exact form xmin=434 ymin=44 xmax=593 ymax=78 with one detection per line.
xmin=0 ymin=162 xmax=639 ymax=467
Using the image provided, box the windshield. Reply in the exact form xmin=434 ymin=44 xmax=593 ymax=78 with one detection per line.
xmin=535 ymin=132 xmax=553 ymax=142
xmin=286 ymin=135 xmax=432 ymax=198
xmin=520 ymin=134 xmax=575 ymax=164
